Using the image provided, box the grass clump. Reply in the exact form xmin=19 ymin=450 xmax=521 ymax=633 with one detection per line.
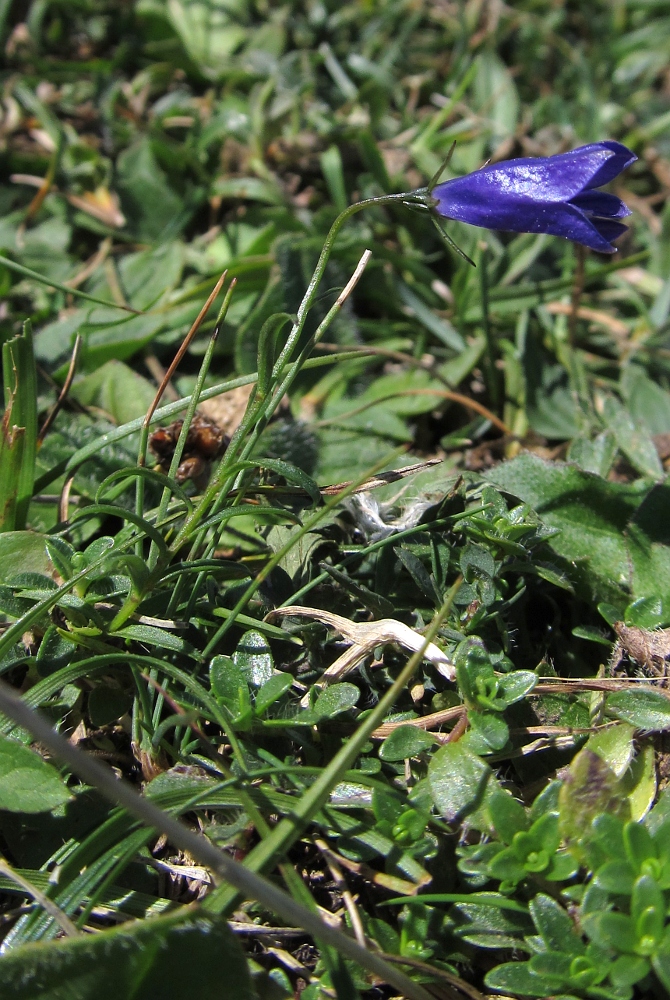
xmin=1 ymin=1 xmax=670 ymax=998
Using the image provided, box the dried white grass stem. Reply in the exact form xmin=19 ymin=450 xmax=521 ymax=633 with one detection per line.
xmin=269 ymin=606 xmax=455 ymax=685
xmin=336 ymin=249 xmax=372 ymax=306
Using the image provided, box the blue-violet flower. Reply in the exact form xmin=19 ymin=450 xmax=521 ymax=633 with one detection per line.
xmin=431 ymin=141 xmax=636 ymax=253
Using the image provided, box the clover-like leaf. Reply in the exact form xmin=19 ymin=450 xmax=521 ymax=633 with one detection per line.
xmin=379 ymin=725 xmax=437 ymax=761
xmin=485 ymin=961 xmax=560 ymax=997
xmin=429 ymin=742 xmax=496 ymax=829
xmin=254 ymin=672 xmax=293 ymax=716
xmin=311 ymin=683 xmax=360 ymax=720
xmin=489 ymin=790 xmax=529 ymax=844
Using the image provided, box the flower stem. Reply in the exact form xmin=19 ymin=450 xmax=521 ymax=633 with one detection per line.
xmin=171 ymin=190 xmax=424 ymax=551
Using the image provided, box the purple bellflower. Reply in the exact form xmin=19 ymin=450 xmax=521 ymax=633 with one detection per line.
xmin=431 ymin=141 xmax=636 ymax=254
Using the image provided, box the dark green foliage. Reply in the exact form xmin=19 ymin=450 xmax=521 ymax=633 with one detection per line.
xmin=1 ymin=0 xmax=670 ymax=998
xmin=0 ymin=910 xmax=254 ymax=1000
xmin=485 ymin=793 xmax=670 ymax=999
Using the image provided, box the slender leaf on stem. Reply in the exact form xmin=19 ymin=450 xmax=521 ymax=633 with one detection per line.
xmin=1 ymin=321 xmax=37 ymax=531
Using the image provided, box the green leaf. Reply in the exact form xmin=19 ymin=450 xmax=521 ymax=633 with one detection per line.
xmin=609 ymin=954 xmax=650 ymax=990
xmin=489 ymin=791 xmax=528 ymax=843
xmin=116 ymin=140 xmax=186 ymax=242
xmin=528 ymin=950 xmax=573 ymax=982
xmin=210 ymin=655 xmax=250 ymax=711
xmin=429 ymin=741 xmax=496 ymax=829
xmin=168 ymin=0 xmax=248 ymax=81
xmin=559 ymin=750 xmax=630 ymax=864
xmin=596 ymin=860 xmax=636 ymax=895
xmin=602 ymin=395 xmax=663 ymax=479
xmin=487 ymin=453 xmax=644 ymax=602
xmin=530 ymin=812 xmax=561 ymax=853
xmin=311 ymin=683 xmax=360 ymax=720
xmin=438 ymin=334 xmax=485 ymax=385
xmin=622 ymin=364 xmax=670 ymax=436
xmin=212 ymin=176 xmax=284 ymax=205
xmin=624 ymin=596 xmax=669 ymax=629
xmin=546 ymin=850 xmax=579 ymax=882
xmin=320 ymin=145 xmax=347 ymax=214
xmin=88 ymin=686 xmax=132 ymax=728
xmin=619 ymin=741 xmax=657 ymax=820
xmin=569 ymin=431 xmax=617 ymax=478
xmin=455 ymin=642 xmax=503 ymax=711
xmin=522 ymin=331 xmax=579 ymax=439
xmin=378 ymin=726 xmax=437 ymax=761
xmin=452 ymin=899 xmax=532 ymax=948
xmin=358 ymin=368 xmax=448 ymax=417
xmin=255 ymin=314 xmax=292 ymax=398
xmin=529 ymin=780 xmax=561 ymax=820
xmin=233 ymin=630 xmax=274 ymax=687
xmin=0 ymin=735 xmax=71 ymax=813
xmin=626 ymin=482 xmax=670 ymax=609
xmin=582 ymin=911 xmax=637 ymax=954
xmin=44 ymin=537 xmax=74 ymax=582
xmin=397 ymin=283 xmax=465 ymax=351
xmin=0 ymin=909 xmax=253 ymax=999
xmin=0 ymin=532 xmax=52 ymax=581
xmin=647 ymin=787 xmax=670 ymax=836
xmin=265 ymin=523 xmax=331 ymax=582
xmin=254 ymin=673 xmax=293 ymax=716
xmin=70 ymin=361 xmax=156 ymax=424
xmin=631 ymin=874 xmax=664 ymax=942
xmin=624 ymin=821 xmax=656 ymax=873
xmin=1 ymin=321 xmax=37 ymax=531
xmin=468 ymin=710 xmax=509 ymax=750
xmin=395 ymin=546 xmax=440 ymax=604
xmin=530 ymin=894 xmax=583 ymax=955
xmin=315 ymin=426 xmax=399 ymax=484
xmin=488 ymin=846 xmax=527 ymax=884
xmin=599 ymin=602 xmax=621 ymax=627
xmin=235 ymin=457 xmax=321 ymax=506
xmin=485 ymin=961 xmax=562 ymax=996
xmin=118 ymin=243 xmax=185 ymax=312
xmin=591 ymin=812 xmax=628 ymax=861
xmin=73 ymin=313 xmax=167 ymax=372
xmin=498 ymin=670 xmax=537 ymax=705
xmin=460 ymin=542 xmax=495 ymax=582
xmin=115 ymin=623 xmax=190 ymax=653
xmin=606 ymin=689 xmax=670 ymax=731
xmin=587 ymin=722 xmax=636 ymax=777
xmin=652 ymin=931 xmax=670 ymax=992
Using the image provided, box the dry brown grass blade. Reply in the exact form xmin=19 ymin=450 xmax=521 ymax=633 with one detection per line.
xmin=371 ymin=705 xmax=465 ymax=739
xmin=142 ymin=271 xmax=228 ymax=431
xmin=313 ymin=838 xmax=428 ymax=895
xmin=535 ymin=678 xmax=670 ymax=694
xmin=314 ymin=387 xmax=512 ymax=436
xmin=38 ymin=334 xmax=82 ymax=445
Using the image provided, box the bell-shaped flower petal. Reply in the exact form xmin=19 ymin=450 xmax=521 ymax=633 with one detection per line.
xmin=432 ymin=142 xmax=636 ymax=253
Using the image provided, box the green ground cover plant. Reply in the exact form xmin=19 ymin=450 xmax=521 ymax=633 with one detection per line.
xmin=1 ymin=0 xmax=670 ymax=997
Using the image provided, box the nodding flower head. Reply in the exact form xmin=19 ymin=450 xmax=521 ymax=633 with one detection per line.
xmin=431 ymin=142 xmax=636 ymax=254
